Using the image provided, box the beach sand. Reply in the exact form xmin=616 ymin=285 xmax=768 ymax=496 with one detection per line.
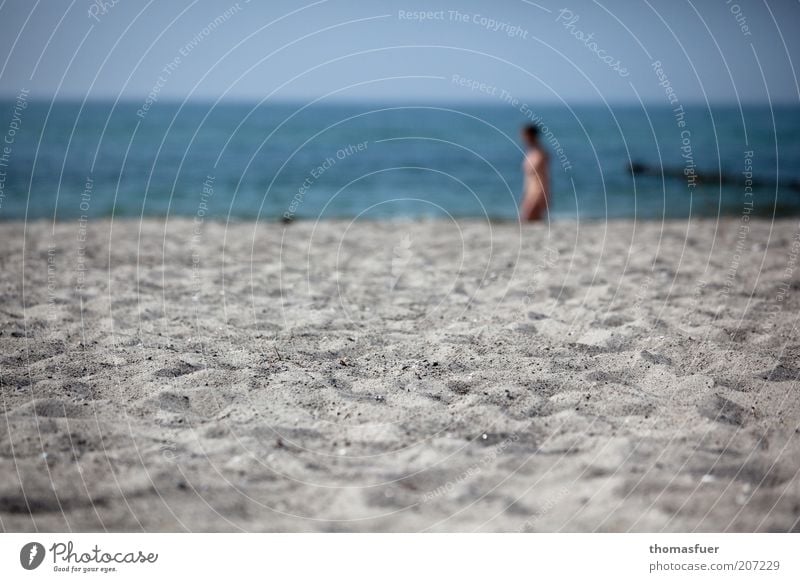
xmin=1 ymin=217 xmax=799 ymax=532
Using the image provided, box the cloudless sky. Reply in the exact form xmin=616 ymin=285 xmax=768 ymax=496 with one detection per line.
xmin=1 ymin=0 xmax=798 ymax=104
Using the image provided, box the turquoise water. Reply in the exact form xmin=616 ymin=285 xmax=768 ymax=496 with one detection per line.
xmin=1 ymin=101 xmax=798 ymax=221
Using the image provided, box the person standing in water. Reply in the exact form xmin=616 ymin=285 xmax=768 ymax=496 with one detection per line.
xmin=519 ymin=124 xmax=550 ymax=221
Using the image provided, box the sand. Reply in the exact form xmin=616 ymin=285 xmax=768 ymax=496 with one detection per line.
xmin=1 ymin=217 xmax=799 ymax=532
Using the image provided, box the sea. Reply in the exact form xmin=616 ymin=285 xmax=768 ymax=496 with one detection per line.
xmin=1 ymin=100 xmax=798 ymax=221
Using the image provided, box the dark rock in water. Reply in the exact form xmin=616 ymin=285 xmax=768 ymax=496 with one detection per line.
xmin=627 ymin=160 xmax=800 ymax=192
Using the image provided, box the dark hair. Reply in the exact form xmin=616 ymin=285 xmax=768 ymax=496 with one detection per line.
xmin=522 ymin=124 xmax=539 ymax=139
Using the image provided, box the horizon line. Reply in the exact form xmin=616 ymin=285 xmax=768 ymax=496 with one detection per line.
xmin=0 ymin=95 xmax=798 ymax=107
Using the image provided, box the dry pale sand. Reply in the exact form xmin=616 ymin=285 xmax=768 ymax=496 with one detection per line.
xmin=1 ymin=217 xmax=799 ymax=532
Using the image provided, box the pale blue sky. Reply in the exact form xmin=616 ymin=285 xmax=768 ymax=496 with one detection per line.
xmin=1 ymin=0 xmax=798 ymax=103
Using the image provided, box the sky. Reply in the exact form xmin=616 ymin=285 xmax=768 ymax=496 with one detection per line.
xmin=1 ymin=0 xmax=798 ymax=104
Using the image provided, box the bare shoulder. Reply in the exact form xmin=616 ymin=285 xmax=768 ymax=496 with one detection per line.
xmin=526 ymin=150 xmax=542 ymax=163
xmin=527 ymin=149 xmax=548 ymax=166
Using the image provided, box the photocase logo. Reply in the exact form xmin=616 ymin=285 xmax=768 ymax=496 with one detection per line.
xmin=20 ymin=542 xmax=45 ymax=570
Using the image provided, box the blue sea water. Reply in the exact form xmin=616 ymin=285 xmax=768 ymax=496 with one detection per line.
xmin=1 ymin=100 xmax=798 ymax=221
